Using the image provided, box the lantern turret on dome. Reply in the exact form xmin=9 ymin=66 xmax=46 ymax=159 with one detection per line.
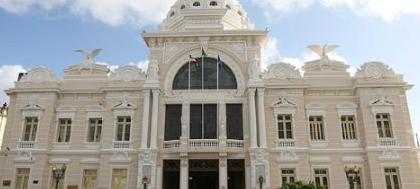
xmin=160 ymin=0 xmax=253 ymax=31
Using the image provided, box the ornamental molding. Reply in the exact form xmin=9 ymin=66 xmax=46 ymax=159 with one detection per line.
xmin=140 ymin=150 xmax=157 ymax=164
xmin=272 ymin=97 xmax=296 ymax=108
xmin=110 ymin=151 xmax=131 ymax=164
xmin=109 ymin=65 xmax=146 ymax=81
xmin=56 ymin=107 xmax=77 ymax=119
xmin=309 ymin=156 xmax=332 ymax=163
xmin=379 ymin=148 xmax=401 ymax=161
xmin=163 ymin=45 xmax=246 ymax=96
xmin=355 ymin=62 xmax=397 ymax=79
xmin=370 ymin=96 xmax=393 ymax=106
xmin=336 ymin=102 xmax=358 ymax=115
xmin=262 ymin=63 xmax=302 ymax=80
xmin=86 ymin=104 xmax=104 ymax=118
xmin=341 ymin=156 xmax=365 ymax=164
xmin=21 ymin=103 xmax=44 ymax=118
xmin=19 ymin=67 xmax=60 ymax=83
xmin=112 ymin=99 xmax=136 ymax=110
xmin=277 ymin=150 xmax=299 ymax=163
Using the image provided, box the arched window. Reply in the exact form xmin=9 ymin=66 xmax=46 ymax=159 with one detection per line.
xmin=193 ymin=2 xmax=201 ymax=7
xmin=210 ymin=1 xmax=218 ymax=6
xmin=173 ymin=57 xmax=237 ymax=90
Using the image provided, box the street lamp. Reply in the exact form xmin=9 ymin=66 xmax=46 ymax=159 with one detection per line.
xmin=258 ymin=176 xmax=264 ymax=189
xmin=142 ymin=176 xmax=149 ymax=189
xmin=51 ymin=164 xmax=66 ymax=189
xmin=345 ymin=166 xmax=361 ymax=189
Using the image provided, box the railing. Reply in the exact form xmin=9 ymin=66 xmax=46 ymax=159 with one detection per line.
xmin=164 ymin=140 xmax=181 ymax=148
xmin=112 ymin=141 xmax=130 ymax=149
xmin=18 ymin=141 xmax=35 ymax=149
xmin=378 ymin=138 xmax=397 ymax=146
xmin=189 ymin=139 xmax=218 ymax=148
xmin=277 ymin=140 xmax=296 ymax=148
xmin=227 ymin=139 xmax=244 ymax=148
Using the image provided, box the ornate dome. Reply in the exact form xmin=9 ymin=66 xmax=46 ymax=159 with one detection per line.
xmin=160 ymin=0 xmax=253 ymax=32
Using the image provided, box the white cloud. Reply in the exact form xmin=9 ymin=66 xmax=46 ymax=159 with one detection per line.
xmin=0 ymin=65 xmax=26 ymax=103
xmin=261 ymin=37 xmax=282 ymax=69
xmin=0 ymin=0 xmax=176 ymax=26
xmin=252 ymin=0 xmax=420 ymax=21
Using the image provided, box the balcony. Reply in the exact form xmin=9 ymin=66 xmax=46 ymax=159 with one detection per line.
xmin=112 ymin=141 xmax=131 ymax=149
xmin=377 ymin=138 xmax=397 ymax=146
xmin=189 ymin=139 xmax=219 ymax=148
xmin=162 ymin=138 xmax=244 ymax=153
xmin=164 ymin=140 xmax=181 ymax=148
xmin=226 ymin=139 xmax=244 ymax=148
xmin=18 ymin=141 xmax=35 ymax=149
xmin=277 ymin=140 xmax=296 ymax=148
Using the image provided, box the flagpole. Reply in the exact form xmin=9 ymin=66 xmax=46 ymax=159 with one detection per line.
xmin=201 ymin=47 xmax=204 ymax=91
xmin=188 ymin=53 xmax=191 ymax=90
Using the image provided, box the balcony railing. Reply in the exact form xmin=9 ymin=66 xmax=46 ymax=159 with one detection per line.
xmin=18 ymin=141 xmax=35 ymax=149
xmin=277 ymin=140 xmax=296 ymax=148
xmin=112 ymin=141 xmax=130 ymax=149
xmin=164 ymin=140 xmax=181 ymax=148
xmin=227 ymin=139 xmax=244 ymax=148
xmin=378 ymin=138 xmax=397 ymax=146
xmin=189 ymin=139 xmax=219 ymax=148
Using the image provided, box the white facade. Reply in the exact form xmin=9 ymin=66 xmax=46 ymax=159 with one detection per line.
xmin=1 ymin=0 xmax=420 ymax=189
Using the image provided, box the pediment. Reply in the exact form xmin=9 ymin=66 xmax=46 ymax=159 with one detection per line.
xmin=113 ymin=99 xmax=136 ymax=110
xmin=370 ymin=96 xmax=393 ymax=106
xmin=272 ymin=97 xmax=296 ymax=108
xmin=21 ymin=103 xmax=43 ymax=111
xmin=110 ymin=65 xmax=146 ymax=81
xmin=305 ymin=102 xmax=325 ymax=110
xmin=19 ymin=67 xmax=59 ymax=83
xmin=356 ymin=62 xmax=396 ymax=79
xmin=262 ymin=63 xmax=302 ymax=80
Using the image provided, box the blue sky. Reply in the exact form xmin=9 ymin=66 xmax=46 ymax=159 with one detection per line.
xmin=0 ymin=0 xmax=419 ymax=133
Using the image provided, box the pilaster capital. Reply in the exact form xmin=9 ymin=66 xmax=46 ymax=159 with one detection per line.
xmin=257 ymin=88 xmax=266 ymax=94
xmin=152 ymin=89 xmax=160 ymax=96
xmin=142 ymin=89 xmax=151 ymax=95
xmin=248 ymin=88 xmax=256 ymax=96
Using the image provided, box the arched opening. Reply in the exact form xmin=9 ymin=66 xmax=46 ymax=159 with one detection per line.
xmin=210 ymin=1 xmax=218 ymax=6
xmin=173 ymin=57 xmax=237 ymax=90
xmin=193 ymin=2 xmax=201 ymax=7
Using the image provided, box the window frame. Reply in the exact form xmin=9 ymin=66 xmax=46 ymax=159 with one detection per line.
xmin=376 ymin=113 xmax=394 ymax=138
xmin=14 ymin=168 xmax=30 ymax=189
xmin=189 ymin=104 xmax=218 ymax=139
xmin=309 ymin=115 xmax=326 ymax=141
xmin=280 ymin=168 xmax=296 ymax=185
xmin=313 ymin=168 xmax=330 ymax=189
xmin=56 ymin=118 xmax=72 ymax=143
xmin=115 ymin=116 xmax=132 ymax=142
xmin=110 ymin=168 xmax=129 ymax=189
xmin=276 ymin=114 xmax=294 ymax=140
xmin=21 ymin=117 xmax=39 ymax=142
xmin=81 ymin=169 xmax=98 ymax=189
xmin=384 ymin=167 xmax=401 ymax=189
xmin=340 ymin=115 xmax=358 ymax=140
xmin=86 ymin=118 xmax=103 ymax=143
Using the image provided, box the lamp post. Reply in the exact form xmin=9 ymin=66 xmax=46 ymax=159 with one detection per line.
xmin=51 ymin=164 xmax=66 ymax=189
xmin=345 ymin=166 xmax=360 ymax=189
xmin=258 ymin=176 xmax=264 ymax=189
xmin=142 ymin=176 xmax=149 ymax=189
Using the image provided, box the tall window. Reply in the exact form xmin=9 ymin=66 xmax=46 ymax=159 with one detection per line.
xmin=309 ymin=116 xmax=325 ymax=140
xmin=281 ymin=169 xmax=295 ymax=184
xmin=22 ymin=117 xmax=38 ymax=141
xmin=15 ymin=168 xmax=30 ymax=189
xmin=111 ymin=169 xmax=127 ymax=189
xmin=165 ymin=105 xmax=182 ymax=141
xmin=314 ymin=169 xmax=329 ymax=189
xmin=385 ymin=168 xmax=401 ymax=189
xmin=87 ymin=118 xmax=102 ymax=143
xmin=116 ymin=116 xmax=131 ymax=141
xmin=277 ymin=114 xmax=293 ymax=139
xmin=50 ymin=169 xmax=65 ymax=189
xmin=341 ymin=115 xmax=357 ymax=140
xmin=57 ymin=118 xmax=72 ymax=143
xmin=226 ymin=104 xmax=243 ymax=140
xmin=82 ymin=169 xmax=97 ymax=189
xmin=172 ymin=57 xmax=237 ymax=90
xmin=376 ymin=113 xmax=393 ymax=138
xmin=190 ymin=104 xmax=217 ymax=139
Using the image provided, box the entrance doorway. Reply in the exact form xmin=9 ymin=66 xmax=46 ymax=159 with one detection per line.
xmin=228 ymin=159 xmax=245 ymax=189
xmin=189 ymin=160 xmax=219 ymax=189
xmin=162 ymin=160 xmax=180 ymax=189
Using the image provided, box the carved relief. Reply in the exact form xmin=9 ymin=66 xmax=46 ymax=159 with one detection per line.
xmin=248 ymin=55 xmax=261 ymax=81
xmin=146 ymin=59 xmax=160 ymax=82
xmin=272 ymin=97 xmax=296 ymax=108
xmin=277 ymin=150 xmax=299 ymax=162
xmin=110 ymin=65 xmax=146 ymax=81
xmin=356 ymin=62 xmax=396 ymax=79
xmin=262 ymin=63 xmax=302 ymax=79
xmin=370 ymin=96 xmax=393 ymax=106
xmin=19 ymin=67 xmax=60 ymax=83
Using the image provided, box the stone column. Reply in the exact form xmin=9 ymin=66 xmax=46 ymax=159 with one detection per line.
xmin=150 ymin=89 xmax=160 ymax=149
xmin=219 ymin=158 xmax=228 ymax=189
xmin=257 ymin=88 xmax=267 ymax=148
xmin=180 ymin=158 xmax=189 ymax=189
xmin=141 ymin=89 xmax=151 ymax=149
xmin=219 ymin=102 xmax=227 ymax=148
xmin=248 ymin=88 xmax=258 ymax=148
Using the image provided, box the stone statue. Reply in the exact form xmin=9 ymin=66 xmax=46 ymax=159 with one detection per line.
xmin=249 ymin=55 xmax=261 ymax=80
xmin=74 ymin=49 xmax=102 ymax=64
xmin=307 ymin=44 xmax=339 ymax=60
xmin=147 ymin=59 xmax=159 ymax=81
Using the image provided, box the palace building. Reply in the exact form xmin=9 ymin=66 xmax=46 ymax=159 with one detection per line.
xmin=1 ymin=0 xmax=420 ymax=189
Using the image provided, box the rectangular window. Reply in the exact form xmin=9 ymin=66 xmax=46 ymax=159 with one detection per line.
xmin=278 ymin=114 xmax=293 ymax=139
xmin=22 ymin=117 xmax=38 ymax=141
xmin=281 ymin=169 xmax=295 ymax=184
xmin=309 ymin=116 xmax=325 ymax=140
xmin=50 ymin=169 xmax=65 ymax=189
xmin=376 ymin=113 xmax=393 ymax=138
xmin=341 ymin=115 xmax=357 ymax=140
xmin=111 ymin=169 xmax=127 ymax=189
xmin=226 ymin=104 xmax=243 ymax=140
xmin=15 ymin=168 xmax=30 ymax=189
xmin=82 ymin=169 xmax=97 ymax=189
xmin=164 ymin=104 xmax=182 ymax=141
xmin=57 ymin=118 xmax=72 ymax=143
xmin=385 ymin=168 xmax=401 ymax=189
xmin=190 ymin=104 xmax=217 ymax=139
xmin=87 ymin=118 xmax=102 ymax=143
xmin=314 ymin=169 xmax=329 ymax=189
xmin=116 ymin=116 xmax=131 ymax=141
